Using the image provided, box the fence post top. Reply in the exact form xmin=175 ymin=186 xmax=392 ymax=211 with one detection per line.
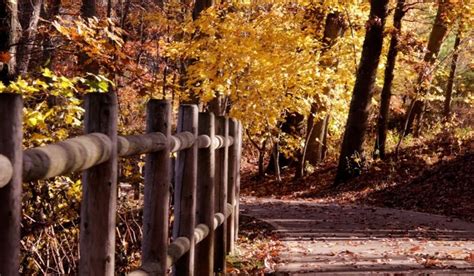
xmin=179 ymin=104 xmax=199 ymax=109
xmin=148 ymin=98 xmax=171 ymax=104
xmin=199 ymin=112 xmax=215 ymax=119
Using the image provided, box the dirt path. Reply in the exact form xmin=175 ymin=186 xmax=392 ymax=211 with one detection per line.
xmin=240 ymin=197 xmax=474 ymax=275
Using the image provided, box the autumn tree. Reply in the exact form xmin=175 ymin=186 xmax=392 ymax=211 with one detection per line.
xmin=334 ymin=0 xmax=389 ymax=184
xmin=304 ymin=12 xmax=345 ymax=167
xmin=374 ymin=0 xmax=406 ymax=159
xmin=404 ymin=1 xmax=452 ymax=137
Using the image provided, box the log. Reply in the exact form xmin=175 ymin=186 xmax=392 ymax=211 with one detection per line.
xmin=195 ymin=113 xmax=215 ymax=275
xmin=0 ymin=94 xmax=23 ymax=276
xmin=197 ymin=134 xmax=211 ymax=149
xmin=213 ymin=135 xmax=233 ymax=150
xmin=22 ymin=131 xmax=166 ymax=182
xmin=23 ymin=133 xmax=112 ymax=181
xmin=214 ymin=116 xmax=228 ymax=273
xmin=0 ymin=154 xmax=13 ymax=188
xmin=118 ymin=132 xmax=167 ymax=157
xmin=130 ymin=224 xmax=212 ymax=276
xmin=141 ymin=100 xmax=172 ymax=275
xmin=173 ymin=104 xmax=198 ymax=276
xmin=214 ymin=203 xmax=234 ymax=230
xmin=79 ymin=92 xmax=118 ymax=276
xmin=169 ymin=131 xmax=195 ymax=152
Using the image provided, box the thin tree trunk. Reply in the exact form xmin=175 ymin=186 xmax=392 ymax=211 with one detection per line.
xmin=304 ymin=12 xmax=345 ymax=168
xmin=39 ymin=0 xmax=60 ymax=68
xmin=273 ymin=139 xmax=281 ymax=182
xmin=404 ymin=1 xmax=451 ymax=136
xmin=335 ymin=0 xmax=389 ymax=185
xmin=0 ymin=0 xmax=19 ymax=83
xmin=193 ymin=0 xmax=213 ymax=20
xmin=81 ymin=0 xmax=97 ymax=18
xmin=80 ymin=0 xmax=99 ymax=74
xmin=443 ymin=28 xmax=461 ymax=118
xmin=17 ymin=0 xmax=43 ymax=75
xmin=268 ymin=112 xmax=304 ymax=176
xmin=374 ymin=0 xmax=405 ymax=159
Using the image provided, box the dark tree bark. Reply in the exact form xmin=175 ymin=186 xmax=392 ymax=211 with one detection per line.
xmin=334 ymin=0 xmax=389 ymax=185
xmin=304 ymin=12 xmax=345 ymax=168
xmin=443 ymin=28 xmax=461 ymax=118
xmin=81 ymin=0 xmax=97 ymax=18
xmin=16 ymin=0 xmax=43 ymax=75
xmin=374 ymin=0 xmax=406 ymax=159
xmin=267 ymin=112 xmax=304 ymax=175
xmin=0 ymin=0 xmax=19 ymax=83
xmin=193 ymin=0 xmax=212 ymax=20
xmin=39 ymin=0 xmax=60 ymax=68
xmin=405 ymin=1 xmax=451 ymax=136
xmin=80 ymin=0 xmax=100 ymax=74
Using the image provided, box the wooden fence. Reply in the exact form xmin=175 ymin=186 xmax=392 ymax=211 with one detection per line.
xmin=0 ymin=92 xmax=243 ymax=276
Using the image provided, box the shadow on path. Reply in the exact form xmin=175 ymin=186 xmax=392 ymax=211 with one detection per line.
xmin=240 ymin=197 xmax=474 ymax=275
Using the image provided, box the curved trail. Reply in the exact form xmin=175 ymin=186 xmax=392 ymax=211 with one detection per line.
xmin=240 ymin=197 xmax=474 ymax=275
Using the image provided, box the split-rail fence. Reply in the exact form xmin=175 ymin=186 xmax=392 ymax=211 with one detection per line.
xmin=0 ymin=92 xmax=243 ymax=275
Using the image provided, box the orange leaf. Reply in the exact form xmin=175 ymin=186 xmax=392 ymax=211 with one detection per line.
xmin=0 ymin=51 xmax=11 ymax=63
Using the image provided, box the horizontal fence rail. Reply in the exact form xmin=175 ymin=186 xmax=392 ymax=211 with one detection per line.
xmin=0 ymin=154 xmax=13 ymax=188
xmin=0 ymin=92 xmax=243 ymax=276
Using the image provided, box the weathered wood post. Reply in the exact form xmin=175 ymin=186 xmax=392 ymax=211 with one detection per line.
xmin=0 ymin=94 xmax=23 ymax=276
xmin=194 ymin=112 xmax=216 ymax=275
xmin=142 ymin=100 xmax=172 ymax=274
xmin=79 ymin=92 xmax=118 ymax=276
xmin=173 ymin=104 xmax=198 ymax=276
xmin=234 ymin=121 xmax=243 ymax=243
xmin=214 ymin=116 xmax=228 ymax=273
xmin=226 ymin=118 xmax=238 ymax=254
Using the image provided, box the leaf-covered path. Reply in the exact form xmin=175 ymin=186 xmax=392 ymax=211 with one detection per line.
xmin=240 ymin=197 xmax=474 ymax=275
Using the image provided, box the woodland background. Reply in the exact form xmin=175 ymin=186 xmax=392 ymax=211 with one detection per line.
xmin=0 ymin=0 xmax=473 ymax=273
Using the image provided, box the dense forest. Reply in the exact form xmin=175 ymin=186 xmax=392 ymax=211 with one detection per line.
xmin=0 ymin=0 xmax=473 ymax=274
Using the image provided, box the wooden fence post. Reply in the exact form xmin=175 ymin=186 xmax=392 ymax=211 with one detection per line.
xmin=142 ymin=100 xmax=172 ymax=274
xmin=79 ymin=92 xmax=118 ymax=276
xmin=234 ymin=121 xmax=243 ymax=243
xmin=0 ymin=94 xmax=23 ymax=276
xmin=214 ymin=116 xmax=228 ymax=273
xmin=173 ymin=104 xmax=198 ymax=276
xmin=194 ymin=112 xmax=215 ymax=275
xmin=226 ymin=118 xmax=238 ymax=254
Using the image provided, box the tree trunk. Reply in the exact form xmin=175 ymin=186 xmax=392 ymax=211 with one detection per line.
xmin=0 ymin=0 xmax=19 ymax=83
xmin=193 ymin=0 xmax=213 ymax=20
xmin=81 ymin=0 xmax=97 ymax=18
xmin=80 ymin=0 xmax=100 ymax=75
xmin=374 ymin=0 xmax=405 ymax=159
xmin=405 ymin=1 xmax=451 ymax=136
xmin=443 ymin=28 xmax=461 ymax=118
xmin=208 ymin=95 xmax=226 ymax=116
xmin=267 ymin=112 xmax=304 ymax=175
xmin=305 ymin=110 xmax=329 ymax=165
xmin=39 ymin=0 xmax=60 ymax=68
xmin=304 ymin=12 xmax=345 ymax=167
xmin=334 ymin=0 xmax=389 ymax=185
xmin=16 ymin=0 xmax=43 ymax=75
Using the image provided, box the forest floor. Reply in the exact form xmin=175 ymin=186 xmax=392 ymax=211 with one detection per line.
xmin=230 ymin=126 xmax=474 ymax=274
